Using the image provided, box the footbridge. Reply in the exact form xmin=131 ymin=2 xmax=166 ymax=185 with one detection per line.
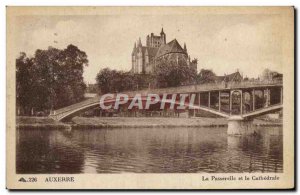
xmin=50 ymin=81 xmax=283 ymax=135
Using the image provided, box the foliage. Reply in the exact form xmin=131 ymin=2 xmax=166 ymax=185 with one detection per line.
xmin=197 ymin=69 xmax=216 ymax=84
xmin=96 ymin=58 xmax=197 ymax=93
xmin=86 ymin=84 xmax=98 ymax=93
xmin=16 ymin=45 xmax=88 ymax=115
xmin=153 ymin=58 xmax=197 ymax=88
xmin=96 ymin=69 xmax=154 ymax=94
xmin=16 ymin=53 xmax=36 ymax=115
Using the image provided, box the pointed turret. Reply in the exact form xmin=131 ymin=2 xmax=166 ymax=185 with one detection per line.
xmin=146 ymin=35 xmax=150 ymax=46
xmin=132 ymin=42 xmax=137 ymax=55
xmin=145 ymin=48 xmax=149 ymax=64
xmin=160 ymin=28 xmax=166 ymax=44
xmin=138 ymin=37 xmax=142 ymax=47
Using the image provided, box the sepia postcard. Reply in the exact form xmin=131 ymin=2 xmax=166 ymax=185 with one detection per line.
xmin=6 ymin=6 xmax=294 ymax=189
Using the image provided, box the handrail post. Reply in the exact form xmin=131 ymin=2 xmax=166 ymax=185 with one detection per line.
xmin=208 ymin=92 xmax=211 ymax=108
xmin=229 ymin=90 xmax=232 ymax=115
xmin=280 ymin=87 xmax=283 ymax=104
xmin=252 ymin=89 xmax=255 ymax=111
xmin=240 ymin=90 xmax=243 ymax=115
xmin=218 ymin=91 xmax=221 ymax=111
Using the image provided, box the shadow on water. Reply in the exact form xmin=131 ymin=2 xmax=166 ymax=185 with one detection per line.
xmin=16 ymin=126 xmax=283 ymax=174
xmin=16 ymin=129 xmax=85 ymax=174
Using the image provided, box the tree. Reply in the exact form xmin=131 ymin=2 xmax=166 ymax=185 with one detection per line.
xmin=16 ymin=45 xmax=88 ymax=115
xmin=96 ymin=68 xmax=119 ymax=94
xmin=33 ymin=47 xmax=61 ymax=111
xmin=96 ymin=58 xmax=196 ymax=94
xmin=58 ymin=45 xmax=88 ymax=103
xmin=16 ymin=53 xmax=35 ymax=115
xmin=96 ymin=68 xmax=156 ymax=94
xmin=197 ymin=69 xmax=216 ymax=84
xmin=154 ymin=58 xmax=197 ymax=88
xmin=132 ymin=73 xmax=155 ymax=90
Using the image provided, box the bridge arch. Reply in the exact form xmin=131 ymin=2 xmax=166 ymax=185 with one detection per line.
xmin=51 ymin=95 xmax=231 ymax=121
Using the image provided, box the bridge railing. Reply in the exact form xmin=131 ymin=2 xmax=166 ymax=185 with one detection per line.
xmin=227 ymin=80 xmax=282 ymax=88
xmin=50 ymin=96 xmax=100 ymax=116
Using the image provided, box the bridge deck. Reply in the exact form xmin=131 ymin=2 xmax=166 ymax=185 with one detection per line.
xmin=118 ymin=81 xmax=282 ymax=97
xmin=242 ymin=104 xmax=283 ymax=118
xmin=51 ymin=96 xmax=100 ymax=116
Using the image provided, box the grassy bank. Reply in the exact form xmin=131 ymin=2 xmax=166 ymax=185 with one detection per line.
xmin=71 ymin=117 xmax=228 ymax=129
xmin=17 ymin=117 xmax=71 ymax=130
xmin=16 ymin=116 xmax=282 ymax=130
xmin=71 ymin=116 xmax=282 ymax=129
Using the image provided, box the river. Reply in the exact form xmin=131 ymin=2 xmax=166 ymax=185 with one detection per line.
xmin=16 ymin=126 xmax=283 ymax=173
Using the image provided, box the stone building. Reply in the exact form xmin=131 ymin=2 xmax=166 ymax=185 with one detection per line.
xmin=131 ymin=28 xmax=197 ymax=74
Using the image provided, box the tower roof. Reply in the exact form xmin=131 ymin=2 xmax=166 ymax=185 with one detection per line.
xmin=155 ymin=39 xmax=186 ymax=58
xmin=214 ymin=72 xmax=242 ymax=82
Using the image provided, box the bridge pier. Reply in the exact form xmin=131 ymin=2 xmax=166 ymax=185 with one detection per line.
xmin=227 ymin=116 xmax=254 ymax=135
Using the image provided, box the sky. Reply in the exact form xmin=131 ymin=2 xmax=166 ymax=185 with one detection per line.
xmin=14 ymin=13 xmax=284 ymax=84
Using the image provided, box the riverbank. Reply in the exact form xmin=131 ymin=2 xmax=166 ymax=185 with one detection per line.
xmin=17 ymin=117 xmax=71 ymax=130
xmin=17 ymin=116 xmax=282 ymax=130
xmin=71 ymin=116 xmax=228 ymax=129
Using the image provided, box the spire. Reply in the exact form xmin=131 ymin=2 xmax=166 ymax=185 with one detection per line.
xmin=138 ymin=37 xmax=142 ymax=46
xmin=160 ymin=28 xmax=166 ymax=44
xmin=146 ymin=35 xmax=150 ymax=46
xmin=132 ymin=42 xmax=137 ymax=55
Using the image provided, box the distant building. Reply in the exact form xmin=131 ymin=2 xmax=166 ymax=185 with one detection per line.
xmin=131 ymin=28 xmax=197 ymax=74
xmin=261 ymin=69 xmax=283 ymax=82
xmin=271 ymin=72 xmax=283 ymax=82
xmin=214 ymin=71 xmax=243 ymax=84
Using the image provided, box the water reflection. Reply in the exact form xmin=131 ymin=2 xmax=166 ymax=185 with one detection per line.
xmin=16 ymin=127 xmax=283 ymax=173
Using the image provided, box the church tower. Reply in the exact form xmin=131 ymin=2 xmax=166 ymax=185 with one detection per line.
xmin=132 ymin=28 xmax=197 ymax=74
xmin=132 ymin=42 xmax=136 ymax=73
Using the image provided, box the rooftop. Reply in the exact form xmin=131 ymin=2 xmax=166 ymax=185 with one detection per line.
xmin=155 ymin=39 xmax=186 ymax=58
